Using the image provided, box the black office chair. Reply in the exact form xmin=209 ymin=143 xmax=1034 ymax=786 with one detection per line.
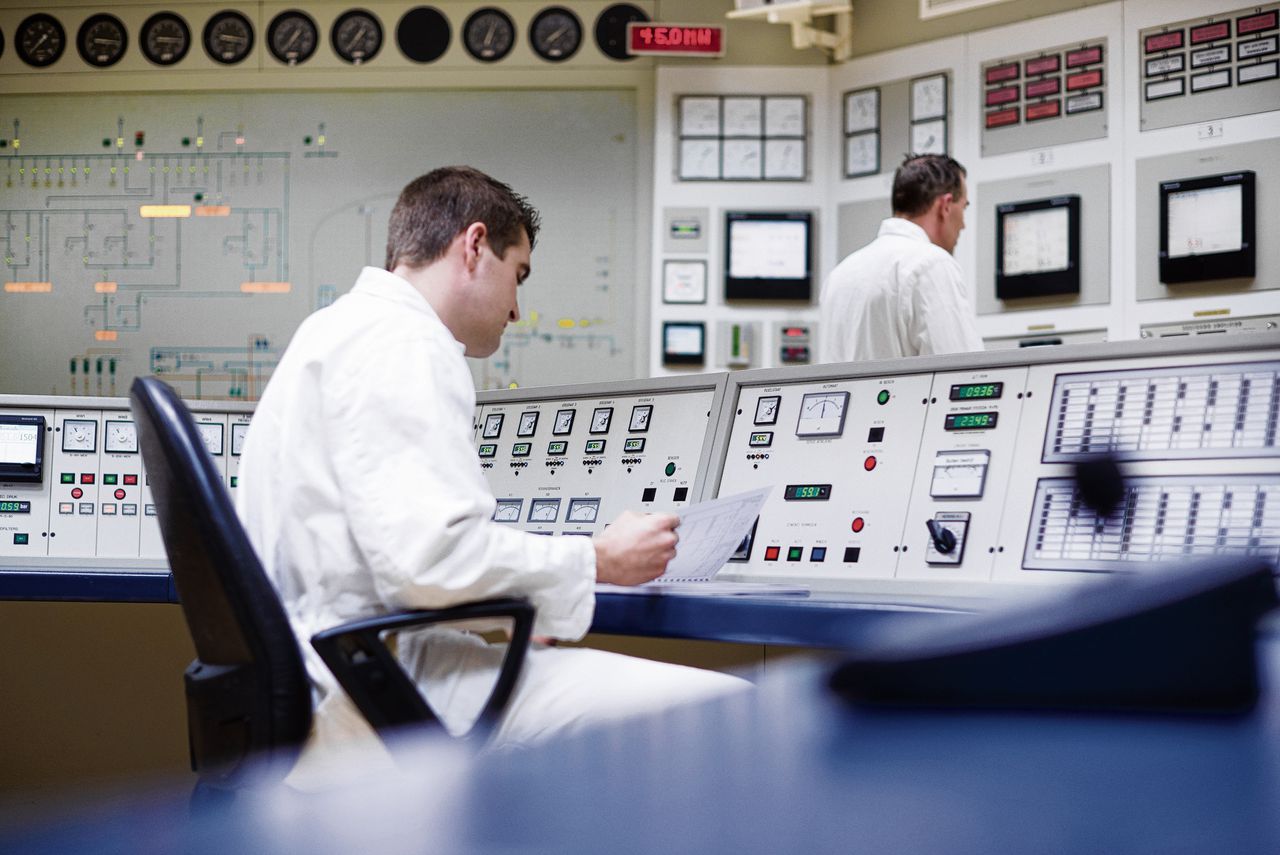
xmin=129 ymin=377 xmax=535 ymax=802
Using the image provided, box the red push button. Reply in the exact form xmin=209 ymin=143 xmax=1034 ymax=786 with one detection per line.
xmin=764 ymin=546 xmax=781 ymax=561
xmin=851 ymin=517 xmax=865 ymax=533
xmin=71 ymin=487 xmax=83 ymax=499
xmin=80 ymin=473 xmax=95 ymax=484
xmin=864 ymin=456 xmax=877 ymax=471
xmin=123 ymin=474 xmax=138 ymax=486
xmin=114 ymin=489 xmax=126 ymax=500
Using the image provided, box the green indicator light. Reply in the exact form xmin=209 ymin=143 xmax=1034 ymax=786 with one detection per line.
xmin=194 ymin=192 xmax=204 ymax=202
xmin=61 ymin=473 xmax=75 ymax=484
xmin=182 ymin=137 xmax=191 ymax=147
xmin=304 ymin=136 xmax=313 ymax=145
xmin=787 ymin=547 xmax=803 ymax=561
xmin=665 ymin=462 xmax=676 ymax=476
xmin=104 ymin=474 xmax=118 ymax=485
xmin=877 ymin=389 xmax=890 ymax=405
xmin=230 ymin=477 xmax=238 ymax=488
xmin=14 ymin=534 xmax=28 ymax=545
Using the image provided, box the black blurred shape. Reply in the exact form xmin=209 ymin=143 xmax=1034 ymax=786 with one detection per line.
xmin=1074 ymin=451 xmax=1126 ymax=518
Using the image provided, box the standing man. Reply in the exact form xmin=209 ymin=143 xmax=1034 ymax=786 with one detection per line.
xmin=237 ymin=166 xmax=747 ymax=780
xmin=819 ymin=154 xmax=983 ymax=363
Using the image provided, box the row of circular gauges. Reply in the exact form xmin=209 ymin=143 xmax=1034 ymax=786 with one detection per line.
xmin=0 ymin=4 xmax=649 ymax=69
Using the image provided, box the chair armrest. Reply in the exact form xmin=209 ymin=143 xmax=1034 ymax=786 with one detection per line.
xmin=311 ymin=597 xmax=535 ymax=744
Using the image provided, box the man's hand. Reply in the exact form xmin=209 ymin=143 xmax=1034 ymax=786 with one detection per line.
xmin=593 ymin=511 xmax=680 ymax=586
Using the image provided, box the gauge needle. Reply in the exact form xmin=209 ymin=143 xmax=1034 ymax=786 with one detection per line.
xmin=548 ymin=25 xmax=568 ymax=43
xmin=220 ymin=33 xmax=247 ymax=44
xmin=484 ymin=23 xmax=498 ymax=46
xmin=94 ymin=38 xmax=121 ymax=47
xmin=32 ymin=33 xmax=48 ymax=50
xmin=282 ymin=30 xmax=300 ymax=50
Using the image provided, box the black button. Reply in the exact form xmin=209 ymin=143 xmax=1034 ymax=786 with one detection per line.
xmin=641 ymin=487 xmax=656 ymax=502
xmin=867 ymin=427 xmax=885 ymax=442
xmin=843 ymin=546 xmax=861 ymax=563
xmin=673 ymin=487 xmax=689 ymax=502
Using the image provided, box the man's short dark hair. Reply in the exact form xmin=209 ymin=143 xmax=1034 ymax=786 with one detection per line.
xmin=385 ymin=166 xmax=541 ymax=271
xmin=891 ymin=154 xmax=967 ymax=217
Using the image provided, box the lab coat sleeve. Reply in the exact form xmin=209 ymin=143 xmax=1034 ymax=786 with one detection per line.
xmin=325 ymin=332 xmax=596 ymax=641
xmin=907 ymin=254 xmax=984 ymax=356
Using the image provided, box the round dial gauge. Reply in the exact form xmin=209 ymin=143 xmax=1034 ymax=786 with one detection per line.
xmin=529 ymin=7 xmax=581 ymax=62
xmin=518 ymin=411 xmax=539 ymax=437
xmin=594 ymin=3 xmax=648 ymax=61
xmin=77 ymin=14 xmax=127 ymax=68
xmin=61 ymin=420 xmax=97 ymax=453
xmin=105 ymin=421 xmax=138 ymax=454
xmin=141 ymin=12 xmax=191 ymax=66
xmin=331 ymin=9 xmax=383 ymax=64
xmin=17 ymin=13 xmax=66 ymax=68
xmin=590 ymin=407 xmax=613 ymax=434
xmin=396 ymin=6 xmax=450 ymax=63
xmin=268 ymin=10 xmax=318 ymax=65
xmin=197 ymin=423 xmax=224 ymax=456
xmin=203 ymin=10 xmax=254 ymax=65
xmin=553 ymin=409 xmax=575 ymax=435
xmin=463 ymin=8 xmax=515 ymax=62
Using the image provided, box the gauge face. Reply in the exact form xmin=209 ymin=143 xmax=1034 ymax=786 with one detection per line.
xmin=528 ymin=498 xmax=560 ymax=523
xmin=493 ymin=499 xmax=522 ymax=522
xmin=567 ymin=498 xmax=600 ymax=523
xmin=231 ymin=422 xmax=250 ymax=456
xmin=268 ymin=10 xmax=318 ymax=65
xmin=331 ymin=9 xmax=383 ymax=64
xmin=754 ymin=395 xmax=780 ymax=425
xmin=589 ymin=407 xmax=613 ymax=434
xmin=141 ymin=12 xmax=191 ymax=66
xmin=530 ymin=6 xmax=581 ymax=62
xmin=61 ymin=419 xmax=98 ymax=453
xmin=197 ymin=423 xmax=225 ymax=456
xmin=482 ymin=413 xmax=504 ymax=439
xmin=552 ymin=409 xmax=575 ymax=435
xmin=204 ymin=11 xmax=254 ymax=64
xmin=104 ymin=421 xmax=138 ymax=454
xmin=463 ymin=8 xmax=515 ymax=62
xmin=17 ymin=13 xmax=66 ymax=67
xmin=594 ymin=2 xmax=648 ymax=61
xmin=396 ymin=5 xmax=450 ymax=63
xmin=517 ymin=411 xmax=539 ymax=437
xmin=796 ymin=391 xmax=850 ymax=438
xmin=77 ymin=14 xmax=127 ymax=68
xmin=628 ymin=405 xmax=652 ymax=433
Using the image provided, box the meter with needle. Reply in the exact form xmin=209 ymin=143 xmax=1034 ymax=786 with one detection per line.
xmin=463 ymin=8 xmax=515 ymax=62
xmin=530 ymin=7 xmax=581 ymax=62
xmin=796 ymin=391 xmax=850 ymax=437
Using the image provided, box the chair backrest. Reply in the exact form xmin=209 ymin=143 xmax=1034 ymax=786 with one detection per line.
xmin=129 ymin=377 xmax=311 ymax=790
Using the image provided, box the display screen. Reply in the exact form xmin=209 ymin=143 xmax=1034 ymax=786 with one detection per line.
xmin=1167 ymin=184 xmax=1242 ymax=259
xmin=945 ymin=412 xmax=999 ymax=431
xmin=511 ymin=442 xmax=531 ymax=457
xmin=949 ymin=382 xmax=1004 ymax=401
xmin=0 ymin=422 xmax=40 ymax=465
xmin=1002 ymin=207 xmax=1070 ymax=275
xmin=477 ymin=443 xmax=497 ymax=458
xmin=662 ymin=322 xmax=706 ymax=365
xmin=624 ymin=438 xmax=645 ymax=453
xmin=724 ymin=211 xmax=813 ymax=300
xmin=584 ymin=439 xmax=605 ymax=454
xmin=0 ymin=500 xmax=32 ymax=514
xmin=749 ymin=431 xmax=773 ymax=447
xmin=546 ymin=441 xmax=567 ymax=456
xmin=784 ymin=483 xmax=831 ymax=501
xmin=995 ymin=196 xmax=1080 ymax=299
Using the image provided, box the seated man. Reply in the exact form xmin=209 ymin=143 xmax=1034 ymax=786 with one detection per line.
xmin=236 ymin=166 xmax=748 ymax=780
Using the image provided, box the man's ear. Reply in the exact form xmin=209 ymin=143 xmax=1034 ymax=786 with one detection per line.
xmin=462 ymin=221 xmax=488 ymax=271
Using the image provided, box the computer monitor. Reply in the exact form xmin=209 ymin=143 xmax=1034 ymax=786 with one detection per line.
xmin=1159 ymin=171 xmax=1256 ymax=283
xmin=724 ymin=211 xmax=813 ymax=301
xmin=662 ymin=321 xmax=706 ymax=366
xmin=995 ymin=195 xmax=1081 ymax=300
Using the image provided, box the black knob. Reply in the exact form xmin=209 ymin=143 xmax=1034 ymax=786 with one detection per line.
xmin=926 ymin=519 xmax=956 ymax=554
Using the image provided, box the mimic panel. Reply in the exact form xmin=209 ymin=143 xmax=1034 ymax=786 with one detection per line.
xmin=708 ymin=335 xmax=1280 ymax=592
xmin=0 ymin=395 xmax=252 ymax=566
xmin=473 ymin=375 xmax=727 ymax=537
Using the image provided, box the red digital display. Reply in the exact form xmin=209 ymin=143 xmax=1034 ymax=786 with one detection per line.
xmin=1066 ymin=45 xmax=1103 ymax=67
xmin=1025 ymin=55 xmax=1060 ymax=76
xmin=1066 ymin=69 xmax=1103 ymax=91
xmin=1190 ymin=21 xmax=1230 ymax=44
xmin=985 ymin=107 xmax=1019 ymax=128
xmin=1145 ymin=30 xmax=1184 ymax=53
xmin=1238 ymin=10 xmax=1278 ymax=34
xmin=627 ymin=23 xmax=724 ymax=56
xmin=1025 ymin=78 xmax=1061 ymax=98
xmin=1025 ymin=100 xmax=1061 ymax=121
xmin=985 ymin=62 xmax=1020 ymax=84
xmin=985 ymin=85 xmax=1020 ymax=106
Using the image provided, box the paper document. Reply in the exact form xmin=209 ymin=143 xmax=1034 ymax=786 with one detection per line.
xmin=659 ymin=486 xmax=772 ymax=582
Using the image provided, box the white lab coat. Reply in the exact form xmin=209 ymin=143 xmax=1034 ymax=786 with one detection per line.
xmin=237 ymin=267 xmax=747 ymax=786
xmin=819 ymin=218 xmax=983 ymax=363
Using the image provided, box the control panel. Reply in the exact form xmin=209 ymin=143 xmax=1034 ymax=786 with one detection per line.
xmin=0 ymin=395 xmax=253 ymax=567
xmin=473 ymin=374 xmax=727 ymax=536
xmin=707 ymin=335 xmax=1280 ymax=592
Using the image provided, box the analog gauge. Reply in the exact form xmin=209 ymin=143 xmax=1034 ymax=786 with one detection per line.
xmin=17 ymin=13 xmax=66 ymax=68
xmin=754 ymin=396 xmax=780 ymax=426
xmin=396 ymin=5 xmax=450 ymax=63
xmin=482 ymin=412 xmax=504 ymax=439
xmin=529 ymin=6 xmax=581 ymax=62
xmin=528 ymin=498 xmax=560 ymax=523
xmin=197 ymin=423 xmax=225 ymax=456
xmin=61 ymin=419 xmax=98 ymax=453
xmin=567 ymin=498 xmax=600 ymax=523
xmin=331 ymin=8 xmax=383 ymax=64
xmin=104 ymin=421 xmax=138 ymax=454
xmin=628 ymin=405 xmax=652 ymax=433
xmin=594 ymin=3 xmax=647 ymax=61
xmin=517 ymin=411 xmax=539 ymax=437
xmin=553 ymin=409 xmax=575 ymax=435
xmin=268 ymin=10 xmax=318 ymax=65
xmin=141 ymin=12 xmax=191 ymax=66
xmin=230 ymin=422 xmax=250 ymax=456
xmin=796 ymin=391 xmax=850 ymax=438
xmin=204 ymin=11 xmax=254 ymax=65
xmin=463 ymin=8 xmax=515 ymax=62
xmin=77 ymin=14 xmax=127 ymax=68
xmin=493 ymin=499 xmax=522 ymax=522
xmin=589 ymin=407 xmax=613 ymax=434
